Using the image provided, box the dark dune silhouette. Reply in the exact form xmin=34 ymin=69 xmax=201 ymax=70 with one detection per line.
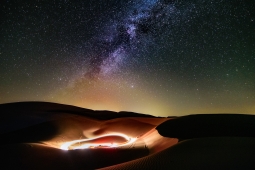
xmin=0 ymin=101 xmax=154 ymax=120
xmin=156 ymin=114 xmax=255 ymax=140
xmin=0 ymin=102 xmax=254 ymax=169
xmin=0 ymin=101 xmax=154 ymax=134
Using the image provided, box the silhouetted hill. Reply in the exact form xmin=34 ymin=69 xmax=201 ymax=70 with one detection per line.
xmin=157 ymin=114 xmax=255 ymax=140
xmin=0 ymin=101 xmax=155 ymax=134
xmin=0 ymin=101 xmax=155 ymax=120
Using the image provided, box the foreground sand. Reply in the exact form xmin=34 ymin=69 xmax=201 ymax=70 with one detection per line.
xmin=99 ymin=137 xmax=255 ymax=170
xmin=0 ymin=102 xmax=255 ymax=169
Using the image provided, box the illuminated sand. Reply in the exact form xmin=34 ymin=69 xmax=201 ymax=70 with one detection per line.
xmin=41 ymin=115 xmax=177 ymax=153
xmin=56 ymin=117 xmax=177 ymax=154
xmin=0 ymin=102 xmax=177 ymax=169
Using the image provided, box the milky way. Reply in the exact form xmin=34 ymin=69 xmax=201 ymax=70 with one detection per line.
xmin=1 ymin=0 xmax=255 ymax=116
xmin=85 ymin=0 xmax=185 ymax=78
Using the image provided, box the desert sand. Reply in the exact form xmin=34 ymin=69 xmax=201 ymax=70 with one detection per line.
xmin=0 ymin=102 xmax=254 ymax=169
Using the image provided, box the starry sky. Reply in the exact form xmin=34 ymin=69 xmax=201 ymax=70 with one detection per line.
xmin=1 ymin=0 xmax=255 ymax=116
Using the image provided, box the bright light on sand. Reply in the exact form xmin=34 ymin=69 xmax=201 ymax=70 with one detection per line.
xmin=60 ymin=133 xmax=137 ymax=150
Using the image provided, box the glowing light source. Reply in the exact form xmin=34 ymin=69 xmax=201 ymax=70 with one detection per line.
xmin=60 ymin=133 xmax=137 ymax=150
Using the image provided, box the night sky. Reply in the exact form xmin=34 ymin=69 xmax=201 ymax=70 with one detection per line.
xmin=1 ymin=0 xmax=255 ymax=116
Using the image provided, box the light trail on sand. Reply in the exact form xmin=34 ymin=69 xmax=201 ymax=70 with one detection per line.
xmin=60 ymin=133 xmax=137 ymax=150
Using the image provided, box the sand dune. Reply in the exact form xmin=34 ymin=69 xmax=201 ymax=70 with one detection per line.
xmin=0 ymin=102 xmax=254 ymax=169
xmin=0 ymin=102 xmax=177 ymax=169
xmin=157 ymin=114 xmax=255 ymax=140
